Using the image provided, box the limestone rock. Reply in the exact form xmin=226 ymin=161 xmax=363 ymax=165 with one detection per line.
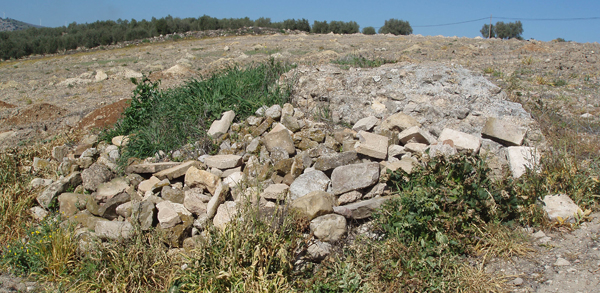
xmin=261 ymin=184 xmax=289 ymax=201
xmin=116 ymin=202 xmax=132 ymax=218
xmin=352 ymin=116 xmax=379 ymax=132
xmin=264 ymin=130 xmax=296 ymax=155
xmin=264 ymin=104 xmax=282 ymax=120
xmin=204 ymin=155 xmax=242 ymax=170
xmin=71 ymin=210 xmax=108 ymax=230
xmin=542 ymin=194 xmax=583 ymax=223
xmin=382 ymin=157 xmax=419 ymax=174
xmin=291 ymin=191 xmax=335 ymax=220
xmin=481 ymin=117 xmax=526 ymax=146
xmin=213 ymin=201 xmax=238 ymax=229
xmin=404 ymin=143 xmax=428 ymax=154
xmin=289 ymin=170 xmax=330 ymax=200
xmin=306 ymin=240 xmax=332 ymax=261
xmin=438 ymin=128 xmax=481 ymax=154
xmin=506 ymin=146 xmax=540 ymax=178
xmin=223 ymin=171 xmax=244 ymax=188
xmin=157 ymin=201 xmax=190 ymax=229
xmin=126 ymin=162 xmax=180 ymax=174
xmin=138 ymin=176 xmax=161 ymax=194
xmin=338 ymin=191 xmax=362 ymax=205
xmin=313 ymin=151 xmax=358 ymax=171
xmin=355 ymin=131 xmax=388 ymax=160
xmin=398 ymin=126 xmax=437 ymax=145
xmin=30 ymin=206 xmax=49 ymax=221
xmin=206 ymin=183 xmax=229 ymax=219
xmin=92 ymin=177 xmax=128 ymax=203
xmin=185 ymin=166 xmax=220 ymax=195
xmin=310 ymin=214 xmax=347 ymax=242
xmin=333 ymin=196 xmax=393 ymax=219
xmin=162 ymin=186 xmax=184 ymax=204
xmin=32 ymin=157 xmax=50 ymax=172
xmin=207 ymin=110 xmax=235 ymax=138
xmin=153 ymin=161 xmax=203 ymax=180
xmin=131 ymin=201 xmax=156 ymax=230
xmin=58 ymin=193 xmax=89 ymax=217
xmin=381 ymin=113 xmax=420 ymax=132
xmin=331 ymin=162 xmax=379 ymax=195
xmin=95 ymin=221 xmax=134 ymax=240
xmin=37 ymin=172 xmax=82 ymax=209
xmin=52 ymin=145 xmax=69 ymax=162
xmin=184 ymin=189 xmax=209 ymax=215
xmin=82 ymin=163 xmax=114 ymax=191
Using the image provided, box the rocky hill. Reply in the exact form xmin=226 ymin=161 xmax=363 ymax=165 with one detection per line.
xmin=0 ymin=18 xmax=41 ymax=32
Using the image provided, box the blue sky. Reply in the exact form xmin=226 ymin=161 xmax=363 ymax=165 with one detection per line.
xmin=3 ymin=0 xmax=599 ymax=43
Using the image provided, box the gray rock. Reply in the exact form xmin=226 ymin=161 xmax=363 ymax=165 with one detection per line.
xmin=206 ymin=183 xmax=228 ymax=219
xmin=334 ymin=196 xmax=394 ymax=219
xmin=116 ymin=201 xmax=132 ymax=218
xmin=96 ymin=192 xmax=131 ymax=220
xmin=398 ymin=126 xmax=437 ymax=145
xmin=157 ymin=201 xmax=191 ymax=229
xmin=291 ymin=191 xmax=335 ymax=220
xmin=306 ymin=240 xmax=332 ymax=261
xmin=131 ymin=201 xmax=156 ymax=230
xmin=58 ymin=193 xmax=89 ymax=217
xmin=52 ymin=145 xmax=70 ymax=162
xmin=223 ymin=171 xmax=244 ymax=188
xmin=261 ymin=183 xmax=289 ymax=201
xmin=37 ymin=172 xmax=82 ymax=209
xmin=352 ymin=116 xmax=379 ymax=132
xmin=126 ymin=162 xmax=180 ymax=174
xmin=313 ymin=151 xmax=358 ymax=171
xmin=426 ymin=143 xmax=458 ymax=158
xmin=355 ymin=131 xmax=388 ymax=160
xmin=264 ymin=129 xmax=296 ymax=155
xmin=310 ymin=214 xmax=347 ymax=242
xmin=71 ymin=210 xmax=108 ymax=230
xmin=81 ymin=163 xmax=113 ymax=191
xmin=153 ymin=161 xmax=203 ymax=180
xmin=387 ymin=145 xmax=406 ymax=158
xmin=481 ymin=117 xmax=526 ymax=146
xmin=183 ymin=188 xmax=209 ymax=215
xmin=246 ymin=138 xmax=261 ymax=153
xmin=542 ymin=194 xmax=583 ymax=223
xmin=213 ymin=201 xmax=238 ymax=229
xmin=382 ymin=157 xmax=419 ymax=174
xmin=208 ymin=110 xmax=235 ymax=138
xmin=32 ymin=157 xmax=50 ymax=172
xmin=331 ymin=162 xmax=379 ymax=195
xmin=289 ymin=170 xmax=330 ymax=200
xmin=29 ymin=206 xmax=49 ymax=221
xmin=364 ymin=183 xmax=386 ymax=199
xmin=506 ymin=146 xmax=540 ymax=178
xmin=438 ymin=128 xmax=481 ymax=154
xmin=95 ymin=177 xmax=129 ymax=203
xmin=381 ymin=112 xmax=420 ymax=132
xmin=404 ymin=142 xmax=428 ymax=154
xmin=338 ymin=190 xmax=362 ymax=205
xmin=30 ymin=178 xmax=53 ymax=188
xmin=554 ymin=258 xmax=571 ymax=266
xmin=95 ymin=221 xmax=134 ymax=240
xmin=162 ymin=186 xmax=184 ymax=204
xmin=265 ymin=104 xmax=282 ymax=120
xmin=204 ymin=155 xmax=242 ymax=169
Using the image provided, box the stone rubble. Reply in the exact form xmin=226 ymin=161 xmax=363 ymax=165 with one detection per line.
xmin=27 ymin=86 xmax=571 ymax=264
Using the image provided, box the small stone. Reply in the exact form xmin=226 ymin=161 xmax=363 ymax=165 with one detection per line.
xmin=95 ymin=221 xmax=134 ymax=240
xmin=264 ymin=129 xmax=296 ymax=155
xmin=313 ymin=151 xmax=358 ymax=171
xmin=310 ymin=214 xmax=347 ymax=242
xmin=506 ymin=146 xmax=540 ymax=178
xmin=355 ymin=131 xmax=388 ymax=159
xmin=398 ymin=126 xmax=437 ymax=145
xmin=291 ymin=191 xmax=335 ymax=220
xmin=204 ymin=155 xmax=243 ymax=169
xmin=542 ymin=194 xmax=583 ymax=223
xmin=261 ymin=184 xmax=289 ymax=201
xmin=185 ymin=166 xmax=220 ymax=195
xmin=213 ymin=201 xmax=238 ymax=229
xmin=207 ymin=110 xmax=235 ymax=138
xmin=30 ymin=206 xmax=49 ymax=221
xmin=337 ymin=191 xmax=362 ymax=205
xmin=32 ymin=157 xmax=50 ymax=172
xmin=82 ymin=163 xmax=114 ymax=191
xmin=352 ymin=116 xmax=379 ymax=132
xmin=307 ymin=240 xmax=332 ymax=261
xmin=126 ymin=162 xmax=180 ymax=174
xmin=289 ymin=170 xmax=330 ymax=200
xmin=138 ymin=176 xmax=161 ymax=194
xmin=510 ymin=277 xmax=524 ymax=286
xmin=264 ymin=104 xmax=282 ymax=120
xmin=554 ymin=258 xmax=571 ymax=266
xmin=153 ymin=161 xmax=203 ymax=180
xmin=381 ymin=113 xmax=420 ymax=132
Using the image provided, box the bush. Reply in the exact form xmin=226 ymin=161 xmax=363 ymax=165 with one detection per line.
xmin=378 ymin=18 xmax=412 ymax=35
xmin=311 ymin=20 xmax=329 ymax=34
xmin=362 ymin=26 xmax=376 ymax=35
xmin=481 ymin=21 xmax=523 ymax=39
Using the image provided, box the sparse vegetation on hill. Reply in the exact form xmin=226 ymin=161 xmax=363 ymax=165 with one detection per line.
xmin=0 ymin=18 xmax=41 ymax=32
xmin=378 ymin=18 xmax=412 ymax=35
xmin=481 ymin=21 xmax=524 ymax=39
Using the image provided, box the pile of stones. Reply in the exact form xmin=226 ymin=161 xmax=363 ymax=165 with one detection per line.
xmin=27 ymin=65 xmax=584 ymax=261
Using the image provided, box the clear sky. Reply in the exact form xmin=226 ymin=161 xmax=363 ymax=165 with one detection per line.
xmin=2 ymin=0 xmax=599 ymax=43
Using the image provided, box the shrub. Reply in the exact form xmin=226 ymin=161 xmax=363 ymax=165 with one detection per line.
xmin=362 ymin=26 xmax=376 ymax=35
xmin=481 ymin=21 xmax=523 ymax=39
xmin=378 ymin=18 xmax=412 ymax=35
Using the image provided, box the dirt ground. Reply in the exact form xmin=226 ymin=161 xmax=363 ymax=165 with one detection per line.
xmin=1 ymin=31 xmax=599 ymax=292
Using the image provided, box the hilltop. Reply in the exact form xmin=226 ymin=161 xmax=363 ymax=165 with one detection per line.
xmin=0 ymin=17 xmax=42 ymax=32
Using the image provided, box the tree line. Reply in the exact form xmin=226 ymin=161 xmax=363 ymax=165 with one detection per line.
xmin=0 ymin=15 xmax=415 ymax=61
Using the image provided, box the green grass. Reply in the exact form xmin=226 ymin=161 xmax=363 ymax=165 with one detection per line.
xmin=102 ymin=59 xmax=293 ymax=164
xmin=331 ymin=54 xmax=396 ymax=69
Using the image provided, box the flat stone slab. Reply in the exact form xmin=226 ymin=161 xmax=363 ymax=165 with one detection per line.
xmin=261 ymin=184 xmax=290 ymax=201
xmin=333 ymin=196 xmax=394 ymax=219
xmin=506 ymin=146 xmax=540 ymax=178
xmin=438 ymin=128 xmax=481 ymax=154
xmin=355 ymin=131 xmax=388 ymax=160
xmin=542 ymin=194 xmax=583 ymax=223
xmin=126 ymin=162 xmax=180 ymax=174
xmin=289 ymin=170 xmax=331 ymax=200
xmin=398 ymin=126 xmax=437 ymax=145
xmin=95 ymin=221 xmax=134 ymax=240
xmin=208 ymin=110 xmax=235 ymax=138
xmin=153 ymin=161 xmax=203 ymax=180
xmin=185 ymin=166 xmax=220 ymax=195
xmin=94 ymin=177 xmax=128 ymax=203
xmin=381 ymin=113 xmax=420 ymax=132
xmin=482 ymin=117 xmax=526 ymax=146
xmin=352 ymin=116 xmax=379 ymax=132
xmin=204 ymin=155 xmax=242 ymax=170
xmin=313 ymin=151 xmax=358 ymax=171
xmin=331 ymin=162 xmax=379 ymax=195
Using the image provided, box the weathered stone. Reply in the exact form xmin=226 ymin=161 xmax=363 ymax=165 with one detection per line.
xmin=157 ymin=201 xmax=191 ymax=229
xmin=206 ymin=183 xmax=229 ymax=219
xmin=291 ymin=191 xmax=335 ymax=220
xmin=162 ymin=186 xmax=184 ymax=204
xmin=213 ymin=201 xmax=238 ymax=229
xmin=183 ymin=235 xmax=205 ymax=250
xmin=246 ymin=138 xmax=261 ymax=153
xmin=289 ymin=170 xmax=331 ymax=200
xmin=333 ymin=196 xmax=394 ymax=219
xmin=71 ymin=210 xmax=108 ymax=230
xmin=251 ymin=117 xmax=274 ymax=137
xmin=338 ymin=191 xmax=362 ymax=205
xmin=153 ymin=161 xmax=203 ymax=181
xmin=95 ymin=221 xmax=134 ymax=240
xmin=111 ymin=135 xmax=129 ymax=147
xmin=438 ymin=128 xmax=481 ymax=154
xmin=126 ymin=162 xmax=180 ymax=174
xmin=247 ymin=115 xmax=263 ymax=126
xmin=115 ymin=201 xmax=132 ymax=218
xmin=331 ymin=162 xmax=379 ymax=195
xmin=542 ymin=194 xmax=583 ymax=223
xmin=388 ymin=145 xmax=406 ymax=158
xmin=426 ymin=143 xmax=458 ymax=158
xmin=306 ymin=240 xmax=332 ymax=261
xmin=89 ymin=177 xmax=126 ymax=204
xmin=265 ymin=104 xmax=282 ymax=120
xmin=30 ymin=206 xmax=49 ymax=221
xmin=310 ymin=214 xmax=347 ymax=242
xmin=89 ymin=192 xmax=130 ymax=220
xmin=77 ymin=156 xmax=94 ymax=169
xmin=184 ymin=189 xmax=209 ymax=215
xmin=32 ymin=157 xmax=50 ymax=172
xmin=281 ymin=115 xmax=301 ymax=132
xmin=52 ymin=145 xmax=69 ymax=162
xmin=313 ymin=151 xmax=358 ymax=171
xmin=404 ymin=142 xmax=428 ymax=154
xmin=381 ymin=113 xmax=420 ymax=132
xmin=381 ymin=157 xmax=419 ymax=174
xmin=506 ymin=146 xmax=540 ymax=178
xmin=264 ymin=130 xmax=296 ymax=155
xmin=223 ymin=171 xmax=244 ymax=188
xmin=207 ymin=110 xmax=235 ymax=138
xmin=222 ymin=167 xmax=242 ymax=178
xmin=355 ymin=131 xmax=388 ymax=159
xmin=185 ymin=166 xmax=220 ymax=195
xmin=30 ymin=178 xmax=53 ymax=189
xmin=58 ymin=193 xmax=89 ymax=217
xmin=274 ymin=158 xmax=294 ymax=174
xmin=481 ymin=117 xmax=526 ymax=146
xmin=352 ymin=116 xmax=379 ymax=132
xmin=364 ymin=183 xmax=387 ymax=199
xmin=261 ymin=184 xmax=289 ymax=201
xmin=37 ymin=172 xmax=82 ymax=209
xmin=554 ymin=258 xmax=571 ymax=267
xmin=398 ymin=126 xmax=437 ymax=145
xmin=81 ymin=163 xmax=113 ymax=191
xmin=204 ymin=155 xmax=242 ymax=170
xmin=137 ymin=176 xmax=161 ymax=194
xmin=161 ymin=214 xmax=193 ymax=248
xmin=131 ymin=201 xmax=156 ymax=230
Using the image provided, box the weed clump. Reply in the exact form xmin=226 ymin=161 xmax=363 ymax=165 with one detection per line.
xmin=331 ymin=54 xmax=396 ymax=70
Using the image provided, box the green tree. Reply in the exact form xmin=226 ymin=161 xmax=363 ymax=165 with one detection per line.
xmin=362 ymin=26 xmax=376 ymax=35
xmin=311 ymin=20 xmax=329 ymax=34
xmin=481 ymin=21 xmax=523 ymax=39
xmin=480 ymin=23 xmax=495 ymax=38
xmin=378 ymin=18 xmax=412 ymax=35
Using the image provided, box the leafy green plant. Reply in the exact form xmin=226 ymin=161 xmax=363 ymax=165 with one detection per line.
xmin=331 ymin=54 xmax=396 ymax=69
xmin=362 ymin=27 xmax=376 ymax=35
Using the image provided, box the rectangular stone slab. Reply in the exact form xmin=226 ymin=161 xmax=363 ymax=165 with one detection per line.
xmin=126 ymin=162 xmax=180 ymax=174
xmin=481 ymin=117 xmax=526 ymax=146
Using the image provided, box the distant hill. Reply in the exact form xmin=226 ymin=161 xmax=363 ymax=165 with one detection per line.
xmin=0 ymin=18 xmax=43 ymax=32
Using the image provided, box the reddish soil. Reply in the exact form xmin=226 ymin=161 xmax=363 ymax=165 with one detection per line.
xmin=0 ymin=101 xmax=16 ymax=109
xmin=5 ymin=103 xmax=68 ymax=125
xmin=76 ymin=99 xmax=131 ymax=131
